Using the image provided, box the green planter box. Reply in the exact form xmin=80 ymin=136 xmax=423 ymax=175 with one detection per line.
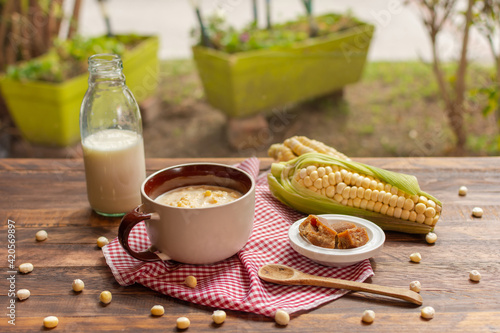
xmin=193 ymin=19 xmax=374 ymax=118
xmin=0 ymin=35 xmax=159 ymax=147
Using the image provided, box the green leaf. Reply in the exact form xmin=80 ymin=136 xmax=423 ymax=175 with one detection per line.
xmin=4 ymin=35 xmax=140 ymax=83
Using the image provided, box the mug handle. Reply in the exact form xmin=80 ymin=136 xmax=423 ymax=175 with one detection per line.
xmin=118 ymin=205 xmax=164 ymax=262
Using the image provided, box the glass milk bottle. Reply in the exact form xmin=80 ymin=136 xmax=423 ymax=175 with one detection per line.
xmin=80 ymin=54 xmax=146 ymax=216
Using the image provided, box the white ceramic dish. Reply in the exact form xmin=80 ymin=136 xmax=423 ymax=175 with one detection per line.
xmin=288 ymin=214 xmax=385 ymax=267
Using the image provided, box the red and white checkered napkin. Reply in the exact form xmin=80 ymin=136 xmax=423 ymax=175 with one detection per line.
xmin=102 ymin=157 xmax=374 ymax=317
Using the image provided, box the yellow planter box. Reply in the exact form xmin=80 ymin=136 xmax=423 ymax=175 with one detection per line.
xmin=193 ymin=17 xmax=374 ymax=118
xmin=0 ymin=35 xmax=159 ymax=147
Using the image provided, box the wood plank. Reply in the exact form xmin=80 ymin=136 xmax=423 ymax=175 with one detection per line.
xmin=0 ymin=209 xmax=121 ymax=227
xmin=0 ymin=314 xmax=277 ymax=332
xmin=1 ymin=201 xmax=498 ymax=227
xmin=2 ymin=274 xmax=497 ymax=318
xmin=0 ymin=157 xmax=498 ymax=181
xmin=3 ymin=262 xmax=498 ymax=304
xmin=3 ymin=216 xmax=500 ymax=245
xmin=4 ymin=226 xmax=119 ymax=244
xmin=0 ymin=157 xmax=272 ymax=172
xmin=2 ymin=217 xmax=499 ymax=264
xmin=2 ymin=309 xmax=499 ymax=332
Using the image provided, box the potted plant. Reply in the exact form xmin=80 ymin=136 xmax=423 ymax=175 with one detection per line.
xmin=0 ymin=34 xmax=159 ymax=147
xmin=190 ymin=0 xmax=375 ymax=118
xmin=0 ymin=0 xmax=159 ymax=147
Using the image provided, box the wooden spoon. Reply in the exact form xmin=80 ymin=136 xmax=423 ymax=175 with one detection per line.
xmin=258 ymin=264 xmax=423 ymax=305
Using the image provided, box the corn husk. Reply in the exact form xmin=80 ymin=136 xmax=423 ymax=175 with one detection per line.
xmin=268 ymin=153 xmax=442 ymax=234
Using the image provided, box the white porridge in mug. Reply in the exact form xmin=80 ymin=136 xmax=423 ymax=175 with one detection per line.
xmin=155 ymin=185 xmax=242 ymax=208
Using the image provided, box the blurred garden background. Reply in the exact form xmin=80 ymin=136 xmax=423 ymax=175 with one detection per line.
xmin=0 ymin=0 xmax=499 ymax=159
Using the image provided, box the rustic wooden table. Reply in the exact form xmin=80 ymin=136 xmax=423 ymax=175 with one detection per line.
xmin=1 ymin=157 xmax=499 ymax=332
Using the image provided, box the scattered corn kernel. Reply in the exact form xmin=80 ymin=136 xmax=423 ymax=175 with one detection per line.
xmin=421 ymin=306 xmax=435 ymax=319
xmin=409 ymin=281 xmax=421 ymax=293
xmin=19 ymin=263 xmax=34 ymax=274
xmin=469 ymin=270 xmax=481 ymax=282
xmin=212 ymin=310 xmax=226 ymax=324
xmin=361 ymin=310 xmax=375 ymax=323
xmin=99 ymin=290 xmax=112 ymax=304
xmin=425 ymin=232 xmax=437 ymax=244
xmin=17 ymin=289 xmax=30 ymax=300
xmin=97 ymin=236 xmax=109 ymax=248
xmin=35 ymin=230 xmax=48 ymax=241
xmin=150 ymin=305 xmax=165 ymax=316
xmin=472 ymin=207 xmax=483 ymax=218
xmin=184 ymin=275 xmax=197 ymax=288
xmin=274 ymin=309 xmax=289 ymax=326
xmin=72 ymin=279 xmax=85 ymax=292
xmin=410 ymin=252 xmax=422 ymax=263
xmin=176 ymin=317 xmax=190 ymax=329
xmin=458 ymin=186 xmax=468 ymax=196
xmin=43 ymin=316 xmax=59 ymax=328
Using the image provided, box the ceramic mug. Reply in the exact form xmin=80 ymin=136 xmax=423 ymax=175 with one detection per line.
xmin=118 ymin=163 xmax=256 ymax=264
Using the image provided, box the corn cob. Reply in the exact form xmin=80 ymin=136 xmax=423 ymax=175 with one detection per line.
xmin=268 ymin=144 xmax=296 ymax=162
xmin=294 ymin=136 xmax=350 ymax=161
xmin=268 ymin=153 xmax=442 ymax=234
xmin=268 ymin=136 xmax=350 ymax=162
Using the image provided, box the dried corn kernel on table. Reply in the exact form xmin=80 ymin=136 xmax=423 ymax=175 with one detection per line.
xmin=1 ymin=157 xmax=499 ymax=332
